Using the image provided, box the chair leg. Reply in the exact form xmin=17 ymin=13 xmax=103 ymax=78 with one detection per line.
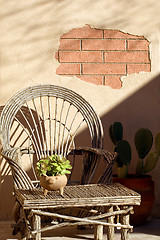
xmin=121 ymin=207 xmax=130 ymax=240
xmin=106 ymin=206 xmax=115 ymax=240
xmin=94 ymin=224 xmax=103 ymax=240
xmin=33 ymin=214 xmax=41 ymax=240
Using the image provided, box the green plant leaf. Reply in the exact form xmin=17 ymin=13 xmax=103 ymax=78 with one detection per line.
xmin=144 ymin=151 xmax=158 ymax=173
xmin=65 ymin=165 xmax=72 ymax=169
xmin=115 ymin=140 xmax=131 ymax=166
xmin=113 ymin=122 xmax=123 ymax=141
xmin=115 ymin=156 xmax=124 ymax=167
xmin=65 ymin=160 xmax=71 ymax=164
xmin=64 ymin=170 xmax=71 ymax=174
xmin=155 ymin=132 xmax=160 ymax=156
xmin=134 ymin=128 xmax=153 ymax=159
xmin=109 ymin=125 xmax=117 ymax=145
xmin=109 ymin=122 xmax=123 ymax=145
xmin=117 ymin=165 xmax=127 ymax=178
xmin=36 ymin=155 xmax=72 ymax=176
xmin=136 ymin=159 xmax=144 ymax=175
xmin=51 ymin=162 xmax=58 ymax=167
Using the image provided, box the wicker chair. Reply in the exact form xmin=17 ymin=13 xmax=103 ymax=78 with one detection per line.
xmin=0 ymin=85 xmax=140 ymax=240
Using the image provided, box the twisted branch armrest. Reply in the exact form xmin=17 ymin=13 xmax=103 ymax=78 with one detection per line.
xmin=2 ymin=147 xmax=21 ymax=161
xmin=1 ymin=149 xmax=34 ymax=190
xmin=71 ymin=147 xmax=117 ymax=164
xmin=70 ymin=147 xmax=117 ymax=184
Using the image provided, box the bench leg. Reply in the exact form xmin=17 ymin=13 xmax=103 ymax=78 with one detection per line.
xmin=106 ymin=206 xmax=114 ymax=240
xmin=121 ymin=207 xmax=130 ymax=240
xmin=94 ymin=224 xmax=103 ymax=240
xmin=33 ymin=214 xmax=41 ymax=240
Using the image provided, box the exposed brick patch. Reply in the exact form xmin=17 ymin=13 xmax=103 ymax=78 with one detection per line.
xmin=104 ymin=76 xmax=122 ymax=89
xmin=55 ymin=25 xmax=151 ymax=89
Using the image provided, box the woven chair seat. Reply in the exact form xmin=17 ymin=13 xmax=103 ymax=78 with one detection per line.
xmin=16 ymin=183 xmax=140 ymax=209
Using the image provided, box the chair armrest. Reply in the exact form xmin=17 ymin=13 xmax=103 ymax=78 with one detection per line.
xmin=2 ymin=147 xmax=22 ymax=163
xmin=71 ymin=147 xmax=117 ymax=164
xmin=70 ymin=147 xmax=117 ymax=184
xmin=1 ymin=149 xmax=34 ymax=190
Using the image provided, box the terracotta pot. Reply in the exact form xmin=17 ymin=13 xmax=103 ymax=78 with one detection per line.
xmin=113 ymin=174 xmax=155 ymax=225
xmin=40 ymin=175 xmax=68 ymax=196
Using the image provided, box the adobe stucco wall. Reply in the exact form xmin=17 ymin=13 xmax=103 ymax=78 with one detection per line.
xmin=0 ymin=0 xmax=160 ymax=220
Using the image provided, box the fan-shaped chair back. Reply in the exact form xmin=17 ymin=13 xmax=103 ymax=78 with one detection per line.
xmin=0 ymin=85 xmax=104 ymax=184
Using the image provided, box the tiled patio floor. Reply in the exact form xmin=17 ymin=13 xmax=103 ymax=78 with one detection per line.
xmin=0 ymin=217 xmax=160 ymax=240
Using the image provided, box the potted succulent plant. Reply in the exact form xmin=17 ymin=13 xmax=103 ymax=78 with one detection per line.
xmin=109 ymin=122 xmax=160 ymax=225
xmin=36 ymin=154 xmax=72 ymax=196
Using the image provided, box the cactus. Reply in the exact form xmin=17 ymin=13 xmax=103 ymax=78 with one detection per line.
xmin=134 ymin=128 xmax=153 ymax=159
xmin=115 ymin=140 xmax=132 ymax=166
xmin=109 ymin=122 xmax=123 ymax=145
xmin=109 ymin=122 xmax=131 ymax=177
xmin=109 ymin=123 xmax=160 ymax=177
xmin=155 ymin=132 xmax=160 ymax=156
xmin=135 ymin=129 xmax=160 ymax=175
xmin=143 ymin=152 xmax=158 ymax=173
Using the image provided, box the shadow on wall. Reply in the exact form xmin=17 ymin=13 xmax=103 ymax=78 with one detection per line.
xmin=101 ymin=73 xmax=160 ymax=153
xmin=0 ymin=106 xmax=15 ymax=220
xmin=76 ymin=73 xmax=160 ymax=218
xmin=0 ymin=74 xmax=160 ymax=220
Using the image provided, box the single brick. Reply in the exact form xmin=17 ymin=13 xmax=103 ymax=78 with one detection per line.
xmin=82 ymin=63 xmax=126 ymax=75
xmin=104 ymin=29 xmax=145 ymax=39
xmin=82 ymin=39 xmax=125 ymax=50
xmin=56 ymin=63 xmax=80 ymax=75
xmin=59 ymin=39 xmax=80 ymax=50
xmin=105 ymin=51 xmax=150 ymax=63
xmin=76 ymin=75 xmax=103 ymax=85
xmin=60 ymin=25 xmax=103 ymax=39
xmin=59 ymin=51 xmax=103 ymax=63
xmin=127 ymin=40 xmax=149 ymax=50
xmin=104 ymin=76 xmax=122 ymax=89
xmin=127 ymin=64 xmax=151 ymax=74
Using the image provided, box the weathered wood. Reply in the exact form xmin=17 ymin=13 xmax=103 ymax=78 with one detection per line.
xmin=33 ymin=214 xmax=41 ymax=240
xmin=106 ymin=206 xmax=115 ymax=240
xmin=121 ymin=206 xmax=130 ymax=240
xmin=32 ymin=220 xmax=94 ymax=236
xmin=94 ymin=224 xmax=103 ymax=240
xmin=12 ymin=201 xmax=21 ymax=222
xmin=22 ymin=237 xmax=27 ymax=240
xmin=15 ymin=183 xmax=140 ymax=210
xmin=31 ymin=210 xmax=133 ymax=232
xmin=30 ymin=206 xmax=134 ymax=235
